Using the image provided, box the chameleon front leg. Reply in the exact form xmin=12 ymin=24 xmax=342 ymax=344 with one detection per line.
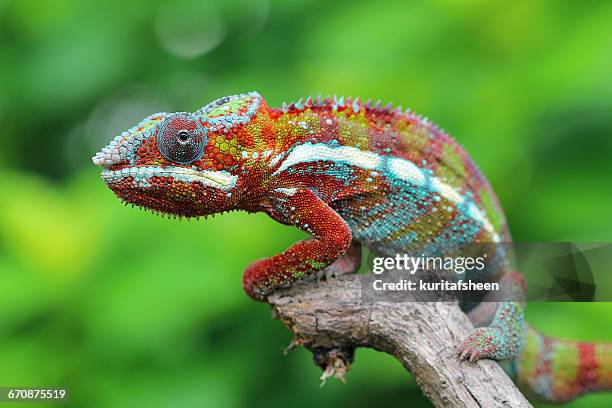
xmin=317 ymin=241 xmax=361 ymax=280
xmin=243 ymin=188 xmax=352 ymax=300
xmin=457 ymin=271 xmax=526 ymax=362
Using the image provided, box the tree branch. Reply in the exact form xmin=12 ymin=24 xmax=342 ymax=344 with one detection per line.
xmin=268 ymin=275 xmax=532 ymax=408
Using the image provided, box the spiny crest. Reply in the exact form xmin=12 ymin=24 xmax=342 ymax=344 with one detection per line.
xmin=280 ymin=94 xmax=403 ymax=114
xmin=277 ymin=94 xmax=445 ymax=134
xmin=120 ymin=197 xmax=241 ymax=220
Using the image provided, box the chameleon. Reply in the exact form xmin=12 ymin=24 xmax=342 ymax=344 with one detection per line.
xmin=93 ymin=91 xmax=611 ymax=403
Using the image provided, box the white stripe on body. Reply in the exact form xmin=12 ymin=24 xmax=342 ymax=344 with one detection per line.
xmin=272 ymin=142 xmax=500 ymax=241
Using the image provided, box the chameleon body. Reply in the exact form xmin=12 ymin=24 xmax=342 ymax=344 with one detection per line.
xmin=94 ymin=92 xmax=611 ymax=402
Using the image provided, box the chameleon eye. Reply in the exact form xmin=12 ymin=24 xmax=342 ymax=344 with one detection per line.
xmin=157 ymin=113 xmax=207 ymax=164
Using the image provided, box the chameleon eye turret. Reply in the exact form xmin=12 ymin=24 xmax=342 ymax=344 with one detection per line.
xmin=157 ymin=113 xmax=206 ymax=164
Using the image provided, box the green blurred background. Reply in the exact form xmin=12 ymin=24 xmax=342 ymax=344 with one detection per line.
xmin=1 ymin=0 xmax=611 ymax=406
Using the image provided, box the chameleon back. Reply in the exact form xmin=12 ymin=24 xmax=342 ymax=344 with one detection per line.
xmin=262 ymin=97 xmax=511 ymax=255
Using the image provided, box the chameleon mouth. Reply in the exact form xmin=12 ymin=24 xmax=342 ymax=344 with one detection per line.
xmin=101 ymin=166 xmax=238 ymax=190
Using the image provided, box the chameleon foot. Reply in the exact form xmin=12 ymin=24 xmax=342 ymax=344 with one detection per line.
xmin=456 ymin=327 xmax=514 ymax=362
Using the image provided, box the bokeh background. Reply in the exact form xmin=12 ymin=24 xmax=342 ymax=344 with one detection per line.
xmin=1 ymin=0 xmax=612 ymax=407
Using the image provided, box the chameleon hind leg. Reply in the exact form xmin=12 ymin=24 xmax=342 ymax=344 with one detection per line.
xmin=243 ymin=188 xmax=353 ymax=300
xmin=457 ymin=271 xmax=526 ymax=362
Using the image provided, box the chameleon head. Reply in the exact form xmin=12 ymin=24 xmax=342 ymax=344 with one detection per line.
xmin=92 ymin=92 xmax=265 ymax=217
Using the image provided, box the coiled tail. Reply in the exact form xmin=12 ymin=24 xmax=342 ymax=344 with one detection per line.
xmin=510 ymin=325 xmax=612 ymax=403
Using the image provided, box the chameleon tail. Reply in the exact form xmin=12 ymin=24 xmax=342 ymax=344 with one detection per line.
xmin=507 ymin=325 xmax=612 ymax=403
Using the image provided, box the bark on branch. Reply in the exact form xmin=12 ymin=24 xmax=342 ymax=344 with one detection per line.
xmin=268 ymin=275 xmax=532 ymax=408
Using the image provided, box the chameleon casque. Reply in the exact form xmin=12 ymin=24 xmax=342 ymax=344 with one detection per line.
xmin=93 ymin=91 xmax=611 ymax=403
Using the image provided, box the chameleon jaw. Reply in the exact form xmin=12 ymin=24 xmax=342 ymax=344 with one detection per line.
xmin=101 ymin=166 xmax=238 ymax=191
xmin=100 ymin=165 xmax=240 ymax=218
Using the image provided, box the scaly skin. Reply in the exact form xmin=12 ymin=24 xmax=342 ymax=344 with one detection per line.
xmin=93 ymin=92 xmax=611 ymax=402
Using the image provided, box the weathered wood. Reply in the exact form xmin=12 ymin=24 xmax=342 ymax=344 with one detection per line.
xmin=268 ymin=275 xmax=532 ymax=408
